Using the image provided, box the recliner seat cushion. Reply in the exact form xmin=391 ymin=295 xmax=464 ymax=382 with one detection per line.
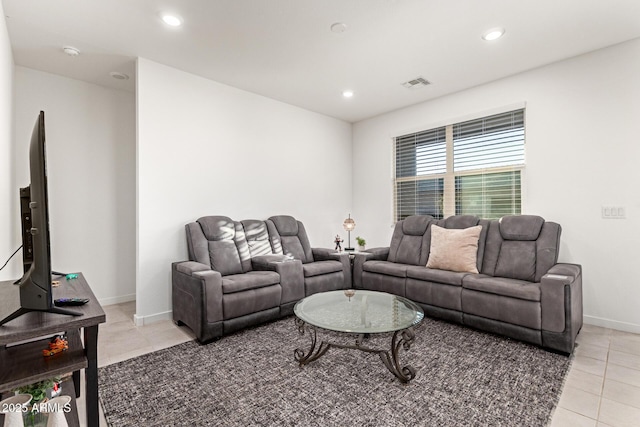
xmin=462 ymin=274 xmax=540 ymax=302
xmin=363 ymin=261 xmax=409 ymax=278
xmin=406 ymin=266 xmax=468 ymax=286
xmin=302 ymin=260 xmax=343 ymax=278
xmin=222 ymin=271 xmax=280 ymax=294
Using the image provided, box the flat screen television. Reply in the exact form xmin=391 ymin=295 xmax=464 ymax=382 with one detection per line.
xmin=0 ymin=111 xmax=80 ymax=326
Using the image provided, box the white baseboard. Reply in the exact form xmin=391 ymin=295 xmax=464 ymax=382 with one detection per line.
xmin=584 ymin=315 xmax=640 ymax=334
xmin=97 ymin=293 xmax=136 ymax=307
xmin=133 ymin=310 xmax=172 ymax=326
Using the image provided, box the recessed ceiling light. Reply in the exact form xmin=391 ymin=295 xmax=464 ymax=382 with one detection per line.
xmin=482 ymin=27 xmax=505 ymax=41
xmin=62 ymin=46 xmax=80 ymax=56
xmin=110 ymin=71 xmax=129 ymax=80
xmin=161 ymin=14 xmax=182 ymax=27
xmin=330 ymin=23 xmax=347 ymax=33
xmin=342 ymin=90 xmax=354 ymax=98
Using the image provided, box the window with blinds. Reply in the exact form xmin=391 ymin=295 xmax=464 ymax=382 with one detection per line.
xmin=394 ymin=109 xmax=525 ymax=221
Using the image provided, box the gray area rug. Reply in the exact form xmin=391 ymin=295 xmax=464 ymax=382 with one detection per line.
xmin=98 ymin=317 xmax=572 ymax=426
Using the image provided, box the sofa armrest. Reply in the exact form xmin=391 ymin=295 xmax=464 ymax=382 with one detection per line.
xmin=311 ymin=248 xmax=351 ymax=289
xmin=250 ymin=256 xmax=304 ymax=304
xmin=174 ymin=261 xmax=211 ymax=275
xmin=275 ymin=259 xmax=305 ymax=304
xmin=353 ymin=247 xmax=390 ymax=288
xmin=540 ymin=263 xmax=583 ymax=334
xmin=172 ymin=261 xmax=224 ymax=327
xmin=361 ymin=247 xmax=390 ymax=260
xmin=251 ymin=255 xmax=291 ymax=271
xmin=312 ymin=247 xmax=339 ymax=261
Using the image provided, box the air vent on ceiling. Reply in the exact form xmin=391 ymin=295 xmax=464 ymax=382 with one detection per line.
xmin=402 ymin=77 xmax=431 ymax=89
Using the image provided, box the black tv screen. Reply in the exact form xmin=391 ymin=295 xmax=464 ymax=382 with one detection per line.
xmin=0 ymin=111 xmax=80 ymax=326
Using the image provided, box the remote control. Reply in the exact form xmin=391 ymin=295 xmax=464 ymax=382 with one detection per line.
xmin=54 ymin=298 xmax=89 ymax=306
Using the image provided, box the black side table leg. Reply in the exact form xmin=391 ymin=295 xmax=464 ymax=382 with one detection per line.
xmin=84 ymin=325 xmax=99 ymax=427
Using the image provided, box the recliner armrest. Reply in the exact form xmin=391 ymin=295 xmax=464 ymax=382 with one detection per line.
xmin=251 ymin=255 xmax=292 ymax=271
xmin=353 ymin=247 xmax=390 ymax=288
xmin=172 ymin=261 xmax=224 ymax=327
xmin=175 ymin=261 xmax=212 ymax=276
xmin=249 ymin=255 xmax=304 ymax=304
xmin=312 ymin=247 xmax=340 ymax=261
xmin=361 ymin=247 xmax=390 ymax=260
xmin=312 ymin=248 xmax=351 ymax=289
xmin=540 ymin=263 xmax=582 ymax=333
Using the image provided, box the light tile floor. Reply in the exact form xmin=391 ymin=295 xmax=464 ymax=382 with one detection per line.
xmin=79 ymin=302 xmax=640 ymax=427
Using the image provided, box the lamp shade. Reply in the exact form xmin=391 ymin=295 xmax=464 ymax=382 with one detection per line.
xmin=343 ymin=214 xmax=356 ymax=231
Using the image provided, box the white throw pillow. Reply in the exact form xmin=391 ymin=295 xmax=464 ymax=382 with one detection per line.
xmin=426 ymin=225 xmax=482 ymax=273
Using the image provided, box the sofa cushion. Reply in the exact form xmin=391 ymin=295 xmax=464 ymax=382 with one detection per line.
xmin=462 ymin=274 xmax=540 ymax=302
xmin=406 ymin=266 xmax=468 ymax=286
xmin=241 ymin=220 xmax=273 ymax=257
xmin=494 ymin=241 xmax=537 ymax=282
xmin=198 ymin=216 xmax=236 ymax=241
xmin=499 ymin=215 xmax=544 ymax=241
xmin=268 ymin=216 xmax=314 ymax=263
xmin=426 ymin=225 xmax=482 ymax=274
xmin=302 ymin=260 xmax=343 ymax=278
xmin=269 ymin=215 xmax=299 ymax=235
xmin=221 ymin=271 xmax=280 ymax=294
xmin=388 ymin=215 xmax=433 ymax=266
xmin=363 ymin=260 xmax=409 ymax=278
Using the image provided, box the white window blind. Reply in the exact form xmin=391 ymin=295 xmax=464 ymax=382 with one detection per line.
xmin=394 ymin=109 xmax=525 ymax=221
xmin=453 ymin=110 xmax=525 ymax=171
xmin=395 ymin=127 xmax=446 ymax=219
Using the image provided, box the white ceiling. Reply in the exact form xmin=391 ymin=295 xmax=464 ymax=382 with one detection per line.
xmin=3 ymin=0 xmax=640 ymax=123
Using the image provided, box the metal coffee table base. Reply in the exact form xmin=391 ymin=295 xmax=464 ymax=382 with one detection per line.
xmin=294 ymin=318 xmax=417 ymax=383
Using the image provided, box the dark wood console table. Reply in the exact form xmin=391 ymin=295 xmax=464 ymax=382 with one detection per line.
xmin=0 ymin=273 xmax=105 ymax=427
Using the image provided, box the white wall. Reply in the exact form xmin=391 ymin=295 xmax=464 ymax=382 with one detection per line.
xmin=353 ymin=38 xmax=640 ymax=333
xmin=136 ymin=58 xmax=352 ymax=323
xmin=13 ymin=67 xmax=136 ymax=305
xmin=0 ymin=3 xmax=15 ymax=281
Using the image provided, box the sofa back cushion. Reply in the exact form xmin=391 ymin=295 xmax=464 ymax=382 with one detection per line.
xmin=426 ymin=224 xmax=483 ymax=273
xmin=388 ymin=215 xmax=434 ymax=265
xmin=241 ymin=220 xmax=274 ymax=257
xmin=268 ymin=215 xmax=314 ymax=263
xmin=435 ymin=215 xmax=489 ymax=272
xmin=481 ymin=215 xmax=561 ymax=282
xmin=186 ymin=216 xmax=252 ymax=276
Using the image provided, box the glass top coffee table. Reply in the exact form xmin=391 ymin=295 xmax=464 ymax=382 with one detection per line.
xmin=293 ymin=290 xmax=424 ymax=383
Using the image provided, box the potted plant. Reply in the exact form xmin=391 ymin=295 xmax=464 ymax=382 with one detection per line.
xmin=14 ymin=376 xmax=63 ymax=426
xmin=356 ymin=236 xmax=366 ymax=251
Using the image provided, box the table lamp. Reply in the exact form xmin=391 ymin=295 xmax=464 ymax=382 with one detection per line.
xmin=343 ymin=214 xmax=356 ymax=251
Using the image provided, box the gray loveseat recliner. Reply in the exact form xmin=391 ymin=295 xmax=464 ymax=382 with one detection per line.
xmin=353 ymin=214 xmax=582 ymax=354
xmin=172 ymin=215 xmax=349 ymax=343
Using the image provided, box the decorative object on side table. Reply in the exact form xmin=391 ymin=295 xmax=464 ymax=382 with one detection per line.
xmin=334 ymin=235 xmax=343 ymax=252
xmin=41 ymin=396 xmax=71 ymax=427
xmin=0 ymin=394 xmax=32 ymax=427
xmin=342 ymin=214 xmax=356 ymax=251
xmin=355 ymin=236 xmax=366 ymax=251
xmin=42 ymin=335 xmax=68 ymax=357
xmin=13 ymin=377 xmax=63 ymax=427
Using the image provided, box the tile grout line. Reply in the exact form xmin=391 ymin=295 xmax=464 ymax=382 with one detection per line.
xmin=595 ymin=340 xmax=611 ymax=423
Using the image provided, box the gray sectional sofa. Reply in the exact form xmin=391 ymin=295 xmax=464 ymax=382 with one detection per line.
xmin=353 ymin=214 xmax=583 ymax=354
xmin=172 ymin=215 xmax=350 ymax=343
